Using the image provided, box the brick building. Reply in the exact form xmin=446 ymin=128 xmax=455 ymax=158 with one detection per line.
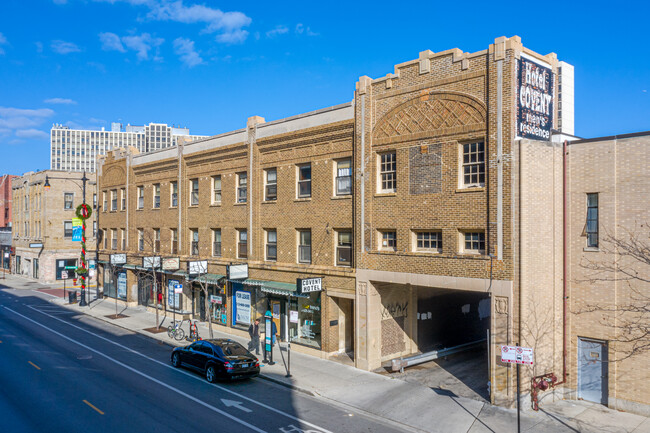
xmin=0 ymin=174 xmax=17 ymax=270
xmin=12 ymin=171 xmax=97 ymax=285
xmin=95 ymin=36 xmax=649 ymax=414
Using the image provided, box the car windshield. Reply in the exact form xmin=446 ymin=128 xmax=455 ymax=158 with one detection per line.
xmin=219 ymin=342 xmax=249 ymax=357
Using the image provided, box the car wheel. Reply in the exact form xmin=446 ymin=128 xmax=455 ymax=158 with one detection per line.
xmin=172 ymin=352 xmax=181 ymax=368
xmin=206 ymin=365 xmax=217 ymax=383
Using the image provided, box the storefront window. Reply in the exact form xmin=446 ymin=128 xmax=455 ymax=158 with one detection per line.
xmin=288 ymin=292 xmax=321 ymax=349
xmin=105 ymin=269 xmax=127 ymax=300
xmin=211 ymin=285 xmax=228 ymax=325
xmin=167 ymin=278 xmax=183 ymax=312
xmin=232 ymin=282 xmax=254 ymax=331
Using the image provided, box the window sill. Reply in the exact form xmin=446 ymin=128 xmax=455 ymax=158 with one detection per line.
xmin=234 ymin=202 xmax=247 ymax=206
xmin=169 ymin=206 xmax=178 ymax=210
xmin=375 ymin=192 xmax=397 ymax=197
xmin=331 ymin=195 xmax=352 ymax=200
xmin=583 ymin=247 xmax=600 ymax=252
xmin=456 ymin=186 xmax=485 ymax=194
xmin=414 ymin=249 xmax=442 ymax=254
xmin=151 ymin=207 xmax=160 ymax=211
xmin=294 ymin=198 xmax=312 ymax=203
xmin=261 ymin=200 xmax=277 ymax=204
xmin=136 ymin=208 xmax=143 ymax=211
xmin=188 ymin=205 xmax=199 ymax=209
xmin=209 ymin=203 xmax=222 ymax=207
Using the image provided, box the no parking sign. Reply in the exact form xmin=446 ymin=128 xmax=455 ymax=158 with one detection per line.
xmin=501 ymin=345 xmax=534 ymax=365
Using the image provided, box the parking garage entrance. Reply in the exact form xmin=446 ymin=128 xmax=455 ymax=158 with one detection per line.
xmin=377 ymin=283 xmax=491 ymax=402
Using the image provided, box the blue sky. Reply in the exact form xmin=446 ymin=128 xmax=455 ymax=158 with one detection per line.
xmin=1 ymin=0 xmax=648 ymax=175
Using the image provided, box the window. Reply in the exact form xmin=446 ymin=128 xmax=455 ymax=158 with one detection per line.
xmin=120 ymin=188 xmax=126 ymax=210
xmin=266 ymin=229 xmax=277 ymax=261
xmin=461 ymin=142 xmax=485 ymax=187
xmin=190 ymin=229 xmax=199 ymax=255
xmin=121 ymin=229 xmax=126 ymax=250
xmin=212 ymin=229 xmax=221 ymax=257
xmin=237 ymin=173 xmax=247 ymax=203
xmin=153 ymin=184 xmax=160 ymax=208
xmin=238 ymin=229 xmax=247 ymax=258
xmin=379 ymin=231 xmax=396 ymax=251
xmin=111 ymin=229 xmax=117 ymax=250
xmin=171 ymin=228 xmax=178 ymax=254
xmin=93 ymin=193 xmax=97 ymax=209
xmin=64 ymin=193 xmax=74 ymax=210
xmin=190 ymin=179 xmax=199 ymax=206
xmin=415 ymin=231 xmax=442 ymax=253
xmin=336 ymin=159 xmax=352 ymax=196
xmin=93 ymin=221 xmax=97 ymax=238
xmin=586 ymin=193 xmax=599 ymax=248
xmin=298 ymin=230 xmax=311 ymax=263
xmin=379 ymin=152 xmax=397 ymax=192
xmin=64 ymin=221 xmax=73 ymax=238
xmin=153 ymin=228 xmax=160 ymax=252
xmin=337 ymin=231 xmax=352 ymax=265
xmin=138 ymin=229 xmax=144 ymax=251
xmin=110 ymin=189 xmax=117 ymax=211
xmin=137 ymin=186 xmax=144 ymax=209
xmin=265 ymin=169 xmax=277 ymax=201
xmin=170 ymin=182 xmax=178 ymax=207
xmin=297 ymin=164 xmax=311 ymax=198
xmin=212 ymin=176 xmax=221 ymax=204
xmin=463 ymin=232 xmax=485 ymax=254
xmin=102 ymin=230 xmax=107 ymax=249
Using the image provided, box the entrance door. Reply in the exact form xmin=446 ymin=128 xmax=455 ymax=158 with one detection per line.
xmin=335 ymin=298 xmax=354 ymax=354
xmin=138 ymin=276 xmax=152 ymax=306
xmin=578 ymin=338 xmax=608 ymax=405
xmin=33 ymin=258 xmax=39 ymax=279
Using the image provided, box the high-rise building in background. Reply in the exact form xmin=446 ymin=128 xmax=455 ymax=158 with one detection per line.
xmin=50 ymin=122 xmax=208 ymax=172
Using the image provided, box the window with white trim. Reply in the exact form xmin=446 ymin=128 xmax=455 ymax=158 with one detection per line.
xmin=190 ymin=179 xmax=199 ymax=206
xmin=297 ymin=164 xmax=311 ymax=198
xmin=170 ymin=182 xmax=178 ymax=207
xmin=212 ymin=176 xmax=221 ymax=204
xmin=237 ymin=173 xmax=247 ymax=203
xmin=414 ymin=231 xmax=442 ymax=253
xmin=462 ymin=232 xmax=485 ymax=254
xmin=137 ymin=186 xmax=144 ymax=209
xmin=461 ymin=142 xmax=485 ymax=187
xmin=266 ymin=229 xmax=277 ymax=261
xmin=298 ymin=230 xmax=311 ymax=263
xmin=335 ymin=159 xmax=351 ymax=196
xmin=153 ymin=184 xmax=160 ymax=208
xmin=212 ymin=229 xmax=221 ymax=257
xmin=336 ymin=231 xmax=352 ymax=266
xmin=265 ymin=169 xmax=277 ymax=201
xmin=238 ymin=229 xmax=247 ymax=258
xmin=379 ymin=152 xmax=396 ymax=193
xmin=379 ymin=230 xmax=396 ymax=251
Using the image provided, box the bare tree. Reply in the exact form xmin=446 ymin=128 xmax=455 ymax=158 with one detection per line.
xmin=578 ymin=223 xmax=650 ymax=360
xmin=190 ymin=256 xmax=214 ymax=339
xmin=133 ymin=229 xmax=164 ymax=329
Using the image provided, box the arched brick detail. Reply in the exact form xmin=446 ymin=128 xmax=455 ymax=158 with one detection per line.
xmin=373 ymin=91 xmax=486 ymax=141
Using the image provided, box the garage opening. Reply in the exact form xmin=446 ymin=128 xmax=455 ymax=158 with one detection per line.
xmin=380 ymin=286 xmax=491 ymax=402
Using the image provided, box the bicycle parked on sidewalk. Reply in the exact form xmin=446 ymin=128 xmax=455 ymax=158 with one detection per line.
xmin=167 ymin=320 xmax=185 ymax=341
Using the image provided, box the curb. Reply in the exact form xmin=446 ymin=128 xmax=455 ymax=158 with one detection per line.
xmin=256 ymin=373 xmax=316 ymax=397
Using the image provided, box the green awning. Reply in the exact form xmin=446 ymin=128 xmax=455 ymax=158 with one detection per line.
xmin=98 ymin=260 xmax=109 ymax=264
xmin=122 ymin=264 xmax=137 ymax=270
xmin=190 ymin=273 xmax=224 ymax=285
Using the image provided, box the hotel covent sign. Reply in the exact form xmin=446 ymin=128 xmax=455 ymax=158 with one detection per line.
xmin=517 ymin=54 xmax=554 ymax=141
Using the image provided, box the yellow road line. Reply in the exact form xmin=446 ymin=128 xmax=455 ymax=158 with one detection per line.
xmin=28 ymin=361 xmax=41 ymax=370
xmin=83 ymin=400 xmax=104 ymax=415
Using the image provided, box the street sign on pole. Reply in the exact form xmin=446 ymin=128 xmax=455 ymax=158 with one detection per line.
xmin=501 ymin=344 xmax=533 ymax=433
xmin=61 ymin=270 xmax=68 ymax=279
xmin=65 ymin=266 xmax=77 ymax=270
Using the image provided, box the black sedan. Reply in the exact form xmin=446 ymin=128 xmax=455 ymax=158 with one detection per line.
xmin=171 ymin=339 xmax=260 ymax=382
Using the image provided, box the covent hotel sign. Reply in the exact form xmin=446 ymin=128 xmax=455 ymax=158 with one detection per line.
xmin=517 ymin=54 xmax=554 ymax=141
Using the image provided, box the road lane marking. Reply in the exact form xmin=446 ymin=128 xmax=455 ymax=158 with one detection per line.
xmin=83 ymin=400 xmax=105 ymax=415
xmin=5 ymin=307 xmax=266 ymax=433
xmin=23 ymin=304 xmax=333 ymax=433
xmin=28 ymin=361 xmax=41 ymax=370
xmin=222 ymin=399 xmax=252 ymax=413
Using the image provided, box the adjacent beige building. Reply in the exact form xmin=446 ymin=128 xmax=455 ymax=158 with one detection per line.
xmin=12 ymin=170 xmax=97 ymax=285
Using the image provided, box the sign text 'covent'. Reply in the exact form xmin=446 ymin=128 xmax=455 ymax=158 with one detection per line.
xmin=517 ymin=55 xmax=554 ymax=141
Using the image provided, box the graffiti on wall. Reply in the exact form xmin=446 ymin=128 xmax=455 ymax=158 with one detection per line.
xmin=381 ymin=301 xmax=408 ymax=320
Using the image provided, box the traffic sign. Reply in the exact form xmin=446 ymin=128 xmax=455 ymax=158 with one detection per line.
xmin=174 ymin=284 xmax=183 ymax=294
xmin=65 ymin=266 xmax=77 ymax=270
xmin=501 ymin=345 xmax=534 ymax=365
xmin=61 ymin=271 xmax=68 ymax=279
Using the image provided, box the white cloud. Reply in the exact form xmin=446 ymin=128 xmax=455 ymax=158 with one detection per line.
xmin=295 ymin=23 xmax=318 ymax=36
xmin=173 ymin=37 xmax=203 ymax=67
xmin=266 ymin=25 xmax=289 ymax=38
xmin=96 ymin=0 xmax=251 ymax=44
xmin=15 ymin=129 xmax=49 ymax=139
xmin=99 ymin=32 xmax=126 ymax=52
xmin=51 ymin=40 xmax=81 ymax=54
xmin=216 ymin=29 xmax=249 ymax=45
xmin=122 ymin=33 xmax=164 ymax=60
xmin=44 ymin=98 xmax=77 ymax=105
xmin=35 ymin=41 xmax=43 ymax=53
xmin=0 ymin=32 xmax=8 ymax=55
xmin=0 ymin=107 xmax=55 ymax=143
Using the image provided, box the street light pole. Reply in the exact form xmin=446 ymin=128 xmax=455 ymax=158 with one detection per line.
xmin=79 ymin=171 xmax=88 ymax=306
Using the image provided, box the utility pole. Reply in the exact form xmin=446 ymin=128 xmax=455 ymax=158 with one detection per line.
xmin=79 ymin=171 xmax=88 ymax=306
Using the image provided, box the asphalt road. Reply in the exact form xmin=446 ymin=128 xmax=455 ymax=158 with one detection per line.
xmin=0 ymin=286 xmax=407 ymax=433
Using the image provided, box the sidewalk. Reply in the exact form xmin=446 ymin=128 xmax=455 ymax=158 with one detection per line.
xmin=4 ymin=274 xmax=650 ymax=433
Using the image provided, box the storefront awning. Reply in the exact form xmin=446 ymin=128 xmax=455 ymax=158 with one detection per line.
xmin=190 ymin=273 xmax=224 ymax=285
xmin=122 ymin=264 xmax=137 ymax=270
xmin=98 ymin=260 xmax=109 ymax=264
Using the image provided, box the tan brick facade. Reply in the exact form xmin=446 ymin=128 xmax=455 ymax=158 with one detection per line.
xmin=12 ymin=170 xmax=97 ymax=284
xmin=93 ymin=36 xmax=649 ymax=414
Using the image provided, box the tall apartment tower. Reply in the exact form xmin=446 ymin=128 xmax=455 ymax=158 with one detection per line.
xmin=50 ymin=122 xmax=208 ymax=172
